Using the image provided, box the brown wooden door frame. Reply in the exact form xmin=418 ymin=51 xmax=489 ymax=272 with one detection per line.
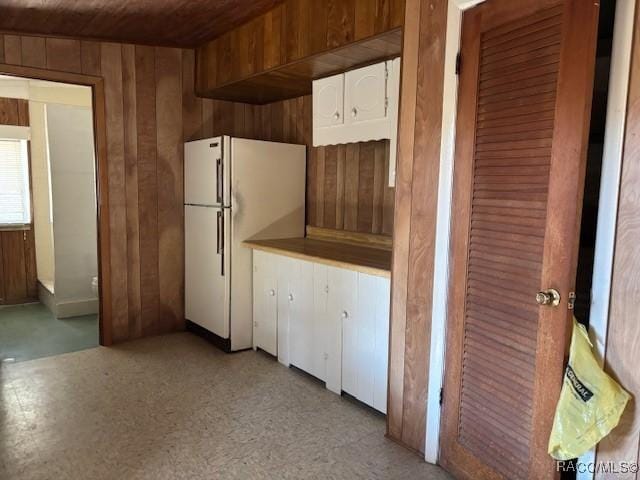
xmin=0 ymin=63 xmax=113 ymax=346
xmin=439 ymin=0 xmax=600 ymax=478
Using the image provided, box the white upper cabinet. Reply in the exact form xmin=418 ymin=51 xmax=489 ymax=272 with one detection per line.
xmin=312 ymin=58 xmax=401 ymax=186
xmin=313 ymin=73 xmax=344 ymax=128
xmin=345 ymin=62 xmax=387 ymax=125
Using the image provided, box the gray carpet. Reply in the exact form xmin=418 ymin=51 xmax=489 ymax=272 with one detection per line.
xmin=0 ymin=303 xmax=98 ymax=362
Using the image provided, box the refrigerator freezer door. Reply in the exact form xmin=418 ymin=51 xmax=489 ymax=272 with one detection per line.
xmin=185 ymin=137 xmax=222 ymax=206
xmin=185 ymin=205 xmax=230 ymax=339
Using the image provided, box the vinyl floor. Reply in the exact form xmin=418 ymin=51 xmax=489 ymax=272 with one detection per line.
xmin=0 ymin=303 xmax=98 ymax=363
xmin=0 ymin=332 xmax=451 ymax=479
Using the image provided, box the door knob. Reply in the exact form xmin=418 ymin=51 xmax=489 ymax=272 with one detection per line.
xmin=341 ymin=310 xmax=349 ymax=319
xmin=351 ymin=107 xmax=358 ymax=118
xmin=536 ymin=288 xmax=561 ymax=307
xmin=268 ymin=289 xmax=275 ymax=296
xmin=333 ymin=112 xmax=340 ymax=120
xmin=288 ymin=293 xmax=294 ymax=302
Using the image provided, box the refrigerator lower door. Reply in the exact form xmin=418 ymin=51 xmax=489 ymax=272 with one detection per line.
xmin=185 ymin=205 xmax=230 ymax=339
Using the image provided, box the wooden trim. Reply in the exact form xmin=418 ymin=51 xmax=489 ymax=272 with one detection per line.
xmin=388 ymin=0 xmax=421 ymax=445
xmin=424 ymin=0 xmax=477 ymax=463
xmin=594 ymin=1 xmax=640 ymax=476
xmin=386 ymin=0 xmax=448 ymax=456
xmin=0 ymin=225 xmax=31 ymax=231
xmin=306 ymin=226 xmax=392 ymax=250
xmin=0 ymin=63 xmax=112 ymax=346
xmin=580 ymin=0 xmax=638 ymax=477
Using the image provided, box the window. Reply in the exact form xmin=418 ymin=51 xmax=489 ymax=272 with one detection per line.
xmin=0 ymin=138 xmax=31 ymax=225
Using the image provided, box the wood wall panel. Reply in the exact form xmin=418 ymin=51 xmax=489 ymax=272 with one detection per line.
xmin=1 ymin=35 xmax=198 ymax=341
xmin=0 ymin=97 xmax=37 ymax=305
xmin=387 ymin=0 xmax=447 ymax=454
xmin=156 ymin=47 xmax=184 ymax=334
xmin=596 ymin=4 xmax=640 ymax=475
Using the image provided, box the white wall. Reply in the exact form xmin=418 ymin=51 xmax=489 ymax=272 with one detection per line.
xmin=29 ymin=101 xmax=55 ymax=291
xmin=46 ymin=104 xmax=98 ymax=315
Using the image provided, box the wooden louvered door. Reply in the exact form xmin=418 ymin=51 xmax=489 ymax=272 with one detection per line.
xmin=440 ymin=1 xmax=599 ymax=479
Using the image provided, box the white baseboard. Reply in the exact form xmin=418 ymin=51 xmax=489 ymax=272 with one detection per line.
xmin=55 ymin=298 xmax=98 ymax=318
xmin=38 ymin=282 xmax=57 ymax=316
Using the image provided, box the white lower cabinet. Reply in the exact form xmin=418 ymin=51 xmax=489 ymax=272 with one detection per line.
xmin=252 ymin=251 xmax=278 ymax=356
xmin=251 ymin=250 xmax=390 ymax=413
xmin=288 ymin=260 xmax=315 ymax=374
xmin=329 ymin=267 xmax=358 ymax=396
xmin=353 ymin=273 xmax=390 ymax=413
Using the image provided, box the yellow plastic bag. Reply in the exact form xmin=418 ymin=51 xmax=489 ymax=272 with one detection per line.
xmin=548 ymin=318 xmax=630 ymax=460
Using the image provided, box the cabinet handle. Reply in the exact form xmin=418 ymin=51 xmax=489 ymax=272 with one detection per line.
xmin=288 ymin=293 xmax=294 ymax=302
xmin=269 ymin=289 xmax=275 ymax=296
xmin=333 ymin=111 xmax=340 ymax=120
xmin=341 ymin=310 xmax=349 ymax=319
xmin=351 ymin=107 xmax=358 ymax=118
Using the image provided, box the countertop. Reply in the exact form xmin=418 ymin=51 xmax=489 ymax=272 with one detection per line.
xmin=243 ymin=237 xmax=392 ymax=278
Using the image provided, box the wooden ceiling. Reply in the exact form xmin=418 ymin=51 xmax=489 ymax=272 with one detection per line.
xmin=0 ymin=0 xmax=284 ymax=48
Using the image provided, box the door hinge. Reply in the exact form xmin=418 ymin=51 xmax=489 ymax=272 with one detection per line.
xmin=455 ymin=52 xmax=462 ymax=75
xmin=568 ymin=292 xmax=576 ymax=310
xmin=439 ymin=387 xmax=444 ymax=405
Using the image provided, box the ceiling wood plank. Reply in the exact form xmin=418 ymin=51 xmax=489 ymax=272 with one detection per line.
xmin=0 ymin=0 xmax=284 ymax=48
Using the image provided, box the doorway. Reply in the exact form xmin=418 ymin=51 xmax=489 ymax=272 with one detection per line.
xmin=0 ymin=75 xmax=100 ymax=361
xmin=437 ymin=0 xmax=604 ymax=479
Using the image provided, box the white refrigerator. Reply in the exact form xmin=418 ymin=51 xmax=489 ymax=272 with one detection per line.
xmin=184 ymin=136 xmax=306 ymax=351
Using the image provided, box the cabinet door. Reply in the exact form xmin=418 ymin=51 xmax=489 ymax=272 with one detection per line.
xmin=353 ymin=273 xmax=391 ymax=413
xmin=372 ymin=275 xmax=391 ymax=413
xmin=276 ymin=256 xmax=295 ymax=367
xmin=355 ymin=273 xmax=377 ymax=407
xmin=345 ymin=62 xmax=387 ymax=125
xmin=288 ymin=259 xmax=314 ymax=375
xmin=313 ymin=73 xmax=344 ymax=128
xmin=327 ymin=266 xmax=358 ymax=395
xmin=252 ymin=251 xmax=278 ymax=356
xmin=312 ymin=264 xmax=329 ymax=381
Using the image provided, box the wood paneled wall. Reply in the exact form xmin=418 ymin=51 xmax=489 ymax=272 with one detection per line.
xmin=0 ymin=35 xmax=196 ymax=342
xmin=0 ymin=96 xmax=37 ymax=305
xmin=0 ymin=96 xmax=28 ymax=125
xmin=1 ymin=34 xmax=393 ymax=343
xmin=387 ymin=0 xmax=446 ymax=454
xmin=595 ymin=4 xmax=640 ymax=475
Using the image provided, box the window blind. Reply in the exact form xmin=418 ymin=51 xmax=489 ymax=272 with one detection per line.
xmin=0 ymin=139 xmax=31 ymax=225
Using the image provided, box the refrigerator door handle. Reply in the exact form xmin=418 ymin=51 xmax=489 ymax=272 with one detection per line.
xmin=218 ymin=209 xmax=225 ymax=277
xmin=216 ymin=210 xmax=222 ymax=254
xmin=216 ymin=158 xmax=223 ymax=205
